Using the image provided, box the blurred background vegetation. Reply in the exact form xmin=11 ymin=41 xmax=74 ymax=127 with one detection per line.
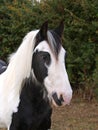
xmin=0 ymin=0 xmax=98 ymax=100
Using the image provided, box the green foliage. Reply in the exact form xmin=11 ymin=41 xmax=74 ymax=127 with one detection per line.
xmin=0 ymin=0 xmax=35 ymax=59
xmin=0 ymin=0 xmax=98 ymax=92
xmin=93 ymin=54 xmax=98 ymax=86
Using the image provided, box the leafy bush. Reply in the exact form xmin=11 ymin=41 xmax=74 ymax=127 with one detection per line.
xmin=0 ymin=0 xmax=98 ymax=94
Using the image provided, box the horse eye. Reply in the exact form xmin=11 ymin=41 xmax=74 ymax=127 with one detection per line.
xmin=42 ymin=53 xmax=51 ymax=65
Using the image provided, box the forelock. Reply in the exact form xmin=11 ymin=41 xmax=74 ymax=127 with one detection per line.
xmin=47 ymin=30 xmax=61 ymax=59
xmin=34 ymin=30 xmax=62 ymax=59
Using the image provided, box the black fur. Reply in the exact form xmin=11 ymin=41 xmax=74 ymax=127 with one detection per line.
xmin=32 ymin=50 xmax=51 ymax=83
xmin=10 ymin=77 xmax=52 ymax=130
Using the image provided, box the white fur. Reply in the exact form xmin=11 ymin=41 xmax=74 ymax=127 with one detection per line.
xmin=44 ymin=47 xmax=72 ymax=106
xmin=0 ymin=30 xmax=38 ymax=128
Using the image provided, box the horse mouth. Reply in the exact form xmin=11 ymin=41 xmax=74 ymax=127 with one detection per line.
xmin=52 ymin=92 xmax=64 ymax=106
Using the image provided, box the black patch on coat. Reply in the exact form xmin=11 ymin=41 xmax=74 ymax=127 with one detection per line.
xmin=32 ymin=50 xmax=51 ymax=83
xmin=10 ymin=77 xmax=52 ymax=130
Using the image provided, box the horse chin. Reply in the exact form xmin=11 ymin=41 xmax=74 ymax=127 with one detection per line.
xmin=52 ymin=99 xmax=70 ymax=107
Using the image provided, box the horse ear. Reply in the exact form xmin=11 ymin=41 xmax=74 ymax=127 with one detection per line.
xmin=54 ymin=20 xmax=64 ymax=38
xmin=39 ymin=21 xmax=48 ymax=40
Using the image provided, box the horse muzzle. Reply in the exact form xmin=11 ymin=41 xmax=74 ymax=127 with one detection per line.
xmin=52 ymin=92 xmax=72 ymax=107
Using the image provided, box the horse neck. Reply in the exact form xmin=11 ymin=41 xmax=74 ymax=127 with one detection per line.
xmin=24 ymin=77 xmax=48 ymax=103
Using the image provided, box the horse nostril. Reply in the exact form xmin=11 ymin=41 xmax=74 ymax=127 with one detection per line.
xmin=60 ymin=94 xmax=64 ymax=102
xmin=52 ymin=93 xmax=65 ymax=106
xmin=52 ymin=92 xmax=62 ymax=106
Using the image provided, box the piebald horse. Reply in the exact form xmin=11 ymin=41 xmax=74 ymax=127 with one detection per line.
xmin=0 ymin=21 xmax=72 ymax=130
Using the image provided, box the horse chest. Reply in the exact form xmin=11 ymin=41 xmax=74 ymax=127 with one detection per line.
xmin=0 ymin=91 xmax=20 ymax=128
